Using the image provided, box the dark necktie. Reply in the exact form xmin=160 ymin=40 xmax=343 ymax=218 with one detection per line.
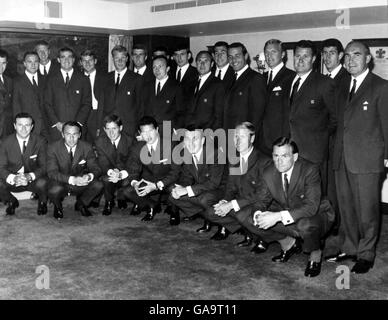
xmin=69 ymin=148 xmax=74 ymax=164
xmin=176 ymin=68 xmax=182 ymax=82
xmin=193 ymin=155 xmax=199 ymax=171
xmin=0 ymin=76 xmax=3 ymax=86
xmin=156 ymin=81 xmax=161 ymax=96
xmin=136 ymin=69 xmax=139 ymax=74
xmin=22 ymin=141 xmax=27 ymax=154
xmin=327 ymin=73 xmax=332 ymax=78
xmin=283 ymin=173 xmax=289 ymax=205
xmin=217 ymin=69 xmax=222 ymax=79
xmin=194 ymin=78 xmax=201 ymax=95
xmin=349 ymin=79 xmax=357 ymax=102
xmin=267 ymin=70 xmax=273 ymax=87
xmin=241 ymin=157 xmax=248 ymax=174
xmin=65 ymin=73 xmax=69 ymax=86
xmin=44 ymin=66 xmax=47 ymax=76
xmin=231 ymin=72 xmax=237 ymax=88
xmin=115 ymin=73 xmax=120 ymax=91
xmin=112 ymin=141 xmax=117 ymax=151
xmin=290 ymin=77 xmax=301 ymax=105
xmin=32 ymin=75 xmax=38 ymax=87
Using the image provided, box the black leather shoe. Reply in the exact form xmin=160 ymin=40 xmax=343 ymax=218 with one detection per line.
xmin=351 ymin=259 xmax=374 ymax=274
xmin=182 ymin=213 xmax=198 ymax=222
xmin=210 ymin=227 xmax=230 ymax=240
xmin=37 ymin=201 xmax=47 ymax=215
xmin=141 ymin=209 xmax=154 ymax=221
xmin=304 ymin=261 xmax=322 ymax=277
xmin=154 ymin=203 xmax=162 ymax=214
xmin=6 ymin=199 xmax=19 ymax=216
xmin=196 ymin=221 xmax=212 ymax=233
xmin=102 ymin=201 xmax=114 ymax=216
xmin=250 ymin=240 xmax=268 ymax=253
xmin=272 ymin=238 xmax=302 ymax=262
xmin=117 ymin=200 xmax=127 ymax=210
xmin=169 ymin=208 xmax=180 ymax=226
xmin=53 ymin=205 xmax=64 ymax=220
xmin=79 ymin=205 xmax=92 ymax=217
xmin=236 ymin=235 xmax=253 ymax=247
xmin=130 ymin=204 xmax=141 ymax=216
xmin=325 ymin=252 xmax=357 ymax=263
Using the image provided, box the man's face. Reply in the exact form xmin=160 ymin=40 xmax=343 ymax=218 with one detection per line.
xmin=294 ymin=47 xmax=316 ymax=75
xmin=228 ymin=47 xmax=247 ymax=72
xmin=265 ymin=43 xmax=284 ymax=69
xmin=14 ymin=117 xmax=33 ymax=140
xmin=112 ymin=51 xmax=128 ymax=72
xmin=104 ymin=121 xmax=122 ymax=142
xmin=234 ymin=127 xmax=254 ymax=154
xmin=140 ymin=124 xmax=159 ymax=145
xmin=174 ymin=49 xmax=190 ymax=67
xmin=213 ymin=45 xmax=228 ymax=68
xmin=153 ymin=58 xmax=169 ymax=80
xmin=196 ymin=53 xmax=213 ymax=76
xmin=322 ymin=46 xmax=343 ymax=72
xmin=184 ymin=130 xmax=204 ymax=155
xmin=132 ymin=49 xmax=147 ymax=69
xmin=24 ymin=54 xmax=39 ymax=74
xmin=58 ymin=50 xmax=75 ymax=72
xmin=81 ymin=55 xmax=97 ymax=74
xmin=0 ymin=57 xmax=7 ymax=75
xmin=272 ymin=145 xmax=298 ymax=173
xmin=344 ymin=42 xmax=371 ymax=78
xmin=35 ymin=45 xmax=50 ymax=64
xmin=62 ymin=125 xmax=81 ymax=148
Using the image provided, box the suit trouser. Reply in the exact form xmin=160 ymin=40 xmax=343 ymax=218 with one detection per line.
xmin=101 ymin=175 xmax=130 ymax=202
xmin=335 ymin=158 xmax=382 ymax=261
xmin=47 ymin=180 xmax=104 ymax=208
xmin=0 ymin=177 xmax=48 ymax=203
xmin=121 ymin=187 xmax=164 ymax=210
xmin=202 ymin=206 xmax=250 ymax=233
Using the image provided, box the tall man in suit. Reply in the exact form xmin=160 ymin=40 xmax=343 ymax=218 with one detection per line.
xmin=0 ymin=113 xmax=48 ymax=216
xmin=258 ymin=39 xmax=295 ymax=156
xmin=13 ymin=51 xmax=47 ymax=139
xmin=285 ymin=40 xmax=336 ymax=194
xmin=44 ymin=47 xmax=92 ymax=142
xmin=99 ymin=45 xmax=142 ymax=140
xmin=47 ymin=121 xmax=103 ymax=219
xmin=185 ymin=51 xmax=225 ymax=131
xmin=329 ymin=41 xmax=388 ymax=274
xmin=0 ymin=49 xmax=13 ymax=139
xmin=168 ymin=125 xmax=226 ymax=228
xmin=212 ymin=41 xmax=235 ymax=91
xmin=131 ymin=44 xmax=154 ymax=84
xmin=80 ymin=49 xmax=106 ymax=142
xmin=224 ymin=42 xmax=267 ymax=143
xmin=34 ymin=40 xmax=60 ymax=78
xmin=94 ymin=114 xmax=133 ymax=215
xmin=238 ymin=138 xmax=334 ymax=277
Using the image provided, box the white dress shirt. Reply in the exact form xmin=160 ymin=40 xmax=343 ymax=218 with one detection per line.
xmin=39 ymin=60 xmax=51 ymax=75
xmin=25 ymin=71 xmax=39 ymax=86
xmin=85 ymin=69 xmax=98 ymax=110
xmin=176 ymin=63 xmax=190 ymax=81
xmin=215 ymin=63 xmax=230 ymax=80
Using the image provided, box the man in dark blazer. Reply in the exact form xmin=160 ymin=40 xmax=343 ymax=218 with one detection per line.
xmin=284 ymin=40 xmax=336 ymax=194
xmin=212 ymin=41 xmax=235 ymax=92
xmin=238 ymin=138 xmax=334 ymax=277
xmin=35 ymin=40 xmax=60 ymax=78
xmin=223 ymin=42 xmax=267 ymax=141
xmin=44 ymin=47 xmax=92 ymax=142
xmin=185 ymin=51 xmax=225 ymax=131
xmin=141 ymin=55 xmax=183 ymax=131
xmin=204 ymin=122 xmax=271 ymax=241
xmin=121 ymin=116 xmax=179 ymax=222
xmin=167 ymin=125 xmax=226 ymax=228
xmin=0 ymin=49 xmax=13 ymax=139
xmin=13 ymin=51 xmax=47 ymax=139
xmin=329 ymin=41 xmax=388 ymax=274
xmin=258 ymin=39 xmax=295 ymax=156
xmin=80 ymin=49 xmax=106 ymax=143
xmin=47 ymin=121 xmax=103 ymax=219
xmin=0 ymin=113 xmax=48 ymax=216
xmin=99 ymin=45 xmax=142 ymax=140
xmin=94 ymin=114 xmax=133 ymax=215
xmin=131 ymin=44 xmax=154 ymax=85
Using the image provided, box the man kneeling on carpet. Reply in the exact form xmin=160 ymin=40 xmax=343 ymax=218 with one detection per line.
xmin=47 ymin=121 xmax=103 ymax=220
xmin=0 ymin=112 xmax=48 ymax=216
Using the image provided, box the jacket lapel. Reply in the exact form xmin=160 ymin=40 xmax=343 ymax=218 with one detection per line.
xmin=288 ymin=160 xmax=301 ymax=196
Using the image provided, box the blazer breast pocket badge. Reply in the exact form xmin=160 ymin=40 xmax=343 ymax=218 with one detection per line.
xmin=238 ymin=92 xmax=243 ymax=96
xmin=363 ymin=101 xmax=369 ymax=111
xmin=203 ymin=98 xmax=208 ymax=103
xmin=75 ymin=90 xmax=80 ymax=94
xmin=127 ymin=91 xmax=131 ymax=95
xmin=310 ymin=99 xmax=315 ymax=105
xmin=166 ymin=100 xmax=170 ymax=104
xmin=300 ymin=194 xmax=305 ymax=199
xmin=30 ymin=154 xmax=38 ymax=160
xmin=78 ymin=159 xmax=86 ymax=165
xmin=273 ymin=86 xmax=282 ymax=96
xmin=159 ymin=158 xmax=168 ymax=164
xmin=251 ymin=180 xmax=256 ymax=185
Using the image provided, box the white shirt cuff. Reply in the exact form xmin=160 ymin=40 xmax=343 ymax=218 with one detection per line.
xmin=131 ymin=180 xmax=138 ymax=187
xmin=119 ymin=170 xmax=128 ymax=180
xmin=107 ymin=169 xmax=114 ymax=176
xmin=280 ymin=210 xmax=294 ymax=225
xmin=157 ymin=181 xmax=164 ymax=190
xmin=29 ymin=172 xmax=36 ymax=181
xmin=231 ymin=200 xmax=240 ymax=212
xmin=88 ymin=173 xmax=94 ymax=182
xmin=6 ymin=174 xmax=16 ymax=185
xmin=68 ymin=176 xmax=76 ymax=185
xmin=186 ymin=186 xmax=195 ymax=197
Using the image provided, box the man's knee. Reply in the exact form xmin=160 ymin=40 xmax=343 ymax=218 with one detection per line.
xmin=296 ymin=218 xmax=319 ymax=237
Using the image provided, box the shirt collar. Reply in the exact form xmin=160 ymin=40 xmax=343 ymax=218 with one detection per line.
xmin=25 ymin=70 xmax=38 ymax=84
xmin=65 ymin=143 xmax=77 ymax=153
xmin=156 ymin=75 xmax=169 ymax=86
xmin=216 ymin=63 xmax=230 ymax=74
xmin=192 ymin=147 xmax=203 ymax=163
xmin=85 ymin=69 xmax=96 ymax=77
xmin=282 ymin=164 xmax=294 ymax=181
xmin=327 ymin=64 xmax=342 ymax=78
xmin=147 ymin=137 xmax=159 ymax=153
xmin=269 ymin=62 xmax=284 ymax=79
xmin=39 ymin=60 xmax=51 ymax=73
xmin=134 ymin=65 xmax=147 ymax=75
xmin=177 ymin=63 xmax=190 ymax=78
xmin=351 ymin=68 xmax=369 ymax=91
xmin=292 ymin=69 xmax=312 ymax=89
xmin=60 ymin=68 xmax=74 ymax=80
xmin=199 ymin=71 xmax=211 ymax=84
xmin=111 ymin=135 xmax=121 ymax=146
xmin=115 ymin=67 xmax=127 ymax=77
xmin=240 ymin=146 xmax=254 ymax=162
xmin=16 ymin=134 xmax=30 ymax=146
xmin=236 ymin=64 xmax=249 ymax=79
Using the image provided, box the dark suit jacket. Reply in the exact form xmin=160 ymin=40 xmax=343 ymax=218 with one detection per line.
xmin=176 ymin=65 xmax=198 ymax=125
xmin=99 ymin=69 xmax=142 ymax=138
xmin=0 ymin=133 xmax=46 ymax=181
xmin=136 ymin=65 xmax=154 ymax=86
xmin=141 ymin=77 xmax=184 ymax=130
xmin=285 ymin=71 xmax=336 ymax=164
xmin=223 ymin=67 xmax=267 ymax=135
xmin=224 ymin=148 xmax=271 ymax=210
xmin=38 ymin=59 xmax=60 ymax=79
xmin=333 ymin=71 xmax=388 ymax=173
xmin=212 ymin=65 xmax=235 ymax=92
xmin=44 ymin=70 xmax=92 ymax=131
xmin=94 ymin=133 xmax=133 ymax=175
xmin=258 ymin=66 xmax=295 ymax=155
xmin=0 ymin=74 xmax=13 ymax=138
xmin=47 ymin=139 xmax=101 ymax=184
xmin=13 ymin=73 xmax=47 ymax=137
xmin=185 ymin=73 xmax=225 ymax=130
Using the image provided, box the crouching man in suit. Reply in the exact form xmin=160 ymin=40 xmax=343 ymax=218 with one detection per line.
xmin=47 ymin=121 xmax=103 ymax=219
xmin=0 ymin=112 xmax=48 ymax=215
xmin=239 ymin=137 xmax=335 ymax=277
xmin=94 ymin=114 xmax=133 ymax=215
xmin=167 ymin=125 xmax=226 ymax=227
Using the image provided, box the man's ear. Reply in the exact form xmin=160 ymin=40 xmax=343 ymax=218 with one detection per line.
xmin=338 ymin=52 xmax=344 ymax=61
xmin=293 ymin=153 xmax=299 ymax=162
xmin=57 ymin=57 xmax=61 ymax=64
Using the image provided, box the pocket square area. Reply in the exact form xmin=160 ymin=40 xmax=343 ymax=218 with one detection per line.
xmin=272 ymin=86 xmax=282 ymax=91
xmin=78 ymin=160 xmax=86 ymax=165
xmin=29 ymin=155 xmax=38 ymax=159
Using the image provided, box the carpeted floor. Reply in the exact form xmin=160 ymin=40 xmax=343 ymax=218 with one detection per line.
xmin=0 ymin=198 xmax=387 ymax=300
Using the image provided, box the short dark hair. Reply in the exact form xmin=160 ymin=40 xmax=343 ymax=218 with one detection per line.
xmin=58 ymin=47 xmax=75 ymax=58
xmin=272 ymin=137 xmax=299 ymax=154
xmin=228 ymin=42 xmax=248 ymax=56
xmin=14 ymin=112 xmax=34 ymax=125
xmin=152 ymin=55 xmax=168 ymax=66
xmin=322 ymin=38 xmax=344 ymax=54
xmin=152 ymin=46 xmax=168 ymax=56
xmin=103 ymin=114 xmax=122 ymax=127
xmin=23 ymin=51 xmax=39 ymax=61
xmin=138 ymin=116 xmax=158 ymax=131
xmin=62 ymin=121 xmax=82 ymax=134
xmin=35 ymin=40 xmax=49 ymax=48
xmin=195 ymin=50 xmax=213 ymax=62
xmin=294 ymin=40 xmax=317 ymax=56
xmin=132 ymin=43 xmax=148 ymax=56
xmin=214 ymin=41 xmax=228 ymax=49
xmin=173 ymin=44 xmax=189 ymax=53
xmin=111 ymin=45 xmax=128 ymax=56
xmin=0 ymin=49 xmax=9 ymax=61
xmin=80 ymin=49 xmax=97 ymax=59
